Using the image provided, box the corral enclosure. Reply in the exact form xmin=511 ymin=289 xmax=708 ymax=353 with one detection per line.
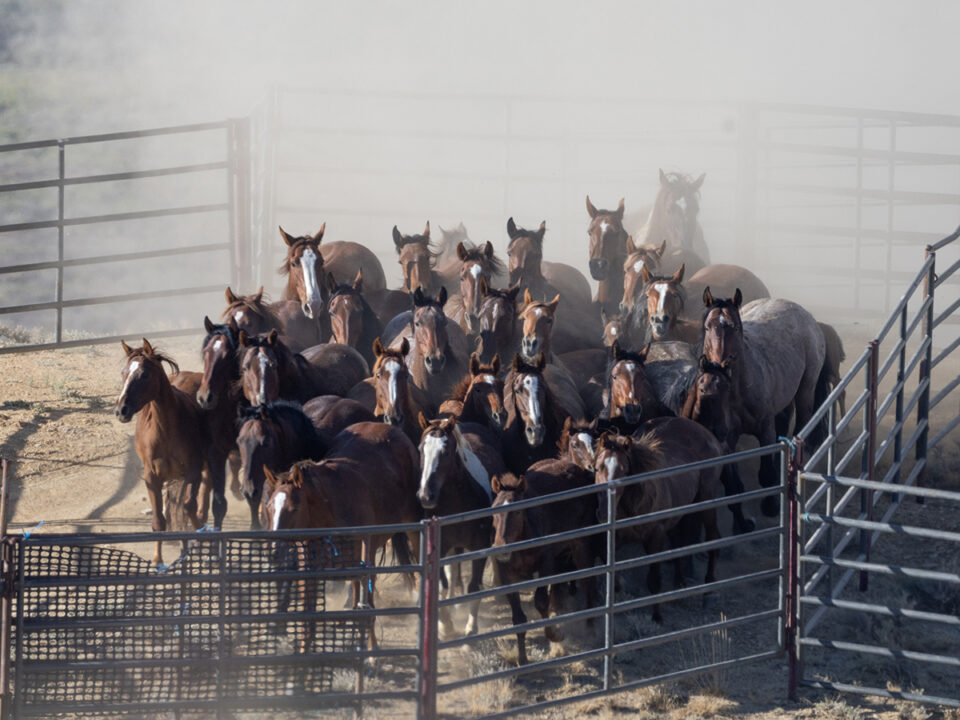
xmin=3 ymin=90 xmax=960 ymax=349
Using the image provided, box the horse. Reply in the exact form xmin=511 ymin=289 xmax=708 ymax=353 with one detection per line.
xmin=280 ymin=223 xmax=389 ymax=295
xmin=302 ymin=395 xmax=376 ymax=446
xmin=631 ymin=170 xmax=710 ymax=265
xmin=326 ymin=270 xmax=384 ymax=368
xmin=585 ymin=196 xmax=630 ymax=313
xmin=491 ymin=463 xmax=600 ymax=665
xmin=438 ymin=353 xmax=508 ymax=433
xmin=238 ymin=330 xmax=368 ymax=405
xmin=434 ymin=221 xmax=471 ymax=265
xmin=114 ymin=339 xmax=211 ymax=566
xmin=501 ymin=353 xmax=569 ymax=474
xmin=601 ymin=340 xmax=672 ymax=430
xmin=506 ymin=217 xmax=592 ymax=311
xmin=222 ymin=286 xmax=321 ymax=353
xmin=594 ymin=421 xmax=722 ymax=623
xmin=278 ymin=225 xmax=327 ymax=322
xmin=417 ymin=414 xmax=505 ymax=637
xmin=700 ymin=289 xmax=828 ymax=515
xmin=638 ymin=265 xmax=702 ymax=344
xmin=474 ymin=280 xmax=522 ymax=365
xmin=448 ymin=240 xmax=507 ymax=335
xmin=557 ymin=417 xmax=603 ymax=472
xmin=394 ymin=222 xmax=444 ymax=296
xmin=235 ymin=401 xmax=326 ymax=529
xmin=620 ymin=238 xmax=667 ymax=311
xmin=261 ymin=421 xmax=421 ymax=654
xmin=347 ymin=337 xmax=435 ymax=446
xmin=684 ymin=264 xmax=770 ymax=315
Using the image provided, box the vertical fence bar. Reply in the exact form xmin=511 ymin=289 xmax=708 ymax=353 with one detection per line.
xmin=860 ymin=340 xmax=879 ymax=592
xmin=603 ymin=486 xmax=617 ymax=691
xmin=825 ymin=402 xmax=836 ymax=597
xmin=419 ymin=518 xmax=440 ymax=720
xmin=215 ymin=536 xmax=227 ymax=720
xmin=915 ymin=247 xmax=936 ymax=500
xmin=12 ymin=535 xmax=23 ymax=720
xmin=853 ymin=116 xmax=864 ymax=312
xmin=56 ymin=141 xmax=65 ymax=344
xmin=786 ymin=441 xmax=802 ymax=702
xmin=892 ymin=304 xmax=908 ymax=495
xmin=0 ymin=459 xmax=11 ymax=719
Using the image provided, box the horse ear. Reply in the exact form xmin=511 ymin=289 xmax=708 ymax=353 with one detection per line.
xmin=522 ymin=288 xmax=533 ymax=309
xmin=585 ymin=195 xmax=598 ymax=219
xmin=506 ymin=284 xmax=521 ymax=303
xmin=638 ymin=343 xmax=650 ymax=364
xmin=588 ymin=416 xmax=599 ymax=432
xmin=656 ymin=239 xmax=666 ymax=258
xmin=225 ymin=286 xmax=238 ymax=305
xmin=641 ymin=265 xmax=652 ymax=286
xmin=699 ymin=354 xmax=710 ymax=372
xmin=413 ymin=286 xmax=424 ymax=307
xmin=691 ymin=173 xmax=705 ymax=191
xmin=506 ymin=217 xmax=518 ymax=240
xmin=534 ymin=353 xmax=546 ymax=371
xmin=253 ymin=286 xmax=263 ymax=304
xmin=734 ymin=288 xmax=743 ymax=307
xmin=537 ymin=221 xmax=546 ymax=238
xmin=121 ymin=339 xmax=134 ymax=357
xmin=267 ymin=329 xmax=279 ymax=346
xmin=279 ymin=226 xmax=295 ymax=247
xmin=672 ymin=263 xmax=685 ymax=285
xmin=512 ymin=354 xmax=523 ymax=372
xmin=392 ymin=225 xmax=404 ymax=253
xmin=469 ymin=353 xmax=480 ymax=376
xmin=437 ymin=286 xmax=448 ymax=308
xmin=491 ymin=475 xmax=502 ymax=495
xmin=418 ymin=411 xmax=430 ymax=431
xmin=141 ymin=338 xmax=154 ymax=356
xmin=562 ymin=416 xmax=572 ymax=434
xmin=483 ymin=241 xmax=494 ymax=259
xmin=373 ymin=337 xmax=384 ymax=358
xmin=238 ymin=330 xmax=249 ymax=347
xmin=326 ymin=272 xmax=338 ymax=293
xmin=353 ymin=269 xmax=363 ymax=292
xmin=457 ymin=221 xmax=466 ymax=233
xmin=313 ymin=222 xmax=326 ymax=243
xmin=400 ymin=337 xmax=410 ymax=357
xmin=625 ymin=235 xmax=637 ymax=255
xmin=290 ymin=464 xmax=304 ymax=489
xmin=423 ymin=220 xmax=430 ymax=238
xmin=611 ymin=339 xmax=623 ymax=361
xmin=492 ymin=354 xmax=501 ymax=374
xmin=478 ymin=275 xmax=489 ymax=297
xmin=616 ymin=198 xmax=625 ymax=218
xmin=659 ymin=168 xmax=668 ymax=186
xmin=703 ymin=286 xmax=714 ymax=307
xmin=456 ymin=242 xmax=468 ymax=261
xmin=263 ymin=465 xmax=278 ymax=489
xmin=203 ymin=316 xmax=214 ymax=334
xmin=600 ymin=307 xmax=609 ymax=325
xmin=228 ymin=316 xmax=239 ymax=333
xmin=547 ymin=294 xmax=560 ymax=313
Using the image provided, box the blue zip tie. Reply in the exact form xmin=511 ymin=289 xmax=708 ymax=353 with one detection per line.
xmin=323 ymin=536 xmax=339 ymax=557
xmin=22 ymin=520 xmax=44 ymax=539
xmin=778 ymin=436 xmax=796 ymax=453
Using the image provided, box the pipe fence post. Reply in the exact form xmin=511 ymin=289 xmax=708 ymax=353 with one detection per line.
xmin=916 ymin=247 xmax=936 ymax=503
xmin=0 ymin=458 xmax=12 ymax=719
xmin=860 ymin=340 xmax=879 ymax=592
xmin=56 ymin=141 xmax=65 ymax=344
xmin=786 ymin=439 xmax=803 ymax=703
xmin=419 ymin=518 xmax=440 ymax=720
xmin=602 ymin=486 xmax=617 ymax=691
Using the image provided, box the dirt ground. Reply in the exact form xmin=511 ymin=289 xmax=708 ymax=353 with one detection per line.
xmin=0 ymin=324 xmax=958 ymax=720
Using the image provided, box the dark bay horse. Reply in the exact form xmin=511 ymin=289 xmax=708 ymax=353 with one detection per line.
xmin=394 ymin=222 xmax=444 ymax=295
xmin=114 ymin=339 xmax=211 ymax=566
xmin=585 ymin=196 xmax=629 ymax=313
xmin=701 ymin=290 xmax=827 ymax=515
xmin=417 ymin=414 xmax=505 ymax=636
xmin=602 ymin=340 xmax=671 ymax=430
xmin=639 ymin=265 xmax=702 ymax=344
xmin=326 ymin=270 xmax=384 ymax=368
xmin=594 ymin=421 xmax=721 ymax=623
xmin=475 ymin=280 xmax=522 ymax=365
xmin=491 ymin=462 xmax=600 ymax=665
xmin=302 ymin=395 xmax=376 ymax=446
xmin=620 ymin=238 xmax=667 ymax=311
xmin=223 ymin=286 xmax=321 ymax=353
xmin=502 ymin=354 xmax=568 ymax=474
xmin=506 ymin=217 xmax=592 ymax=311
xmin=438 ymin=353 xmax=508 ymax=433
xmin=261 ymin=421 xmax=420 ymax=654
xmin=448 ymin=240 xmax=507 ymax=335
xmin=399 ymin=286 xmax=468 ymax=408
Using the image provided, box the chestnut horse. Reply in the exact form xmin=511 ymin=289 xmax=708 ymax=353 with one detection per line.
xmin=326 ymin=270 xmax=384 ymax=368
xmin=585 ymin=196 xmax=630 ymax=313
xmin=491 ymin=462 xmax=600 ymax=665
xmin=684 ymin=264 xmax=770 ymax=316
xmin=639 ymin=265 xmax=702 ymax=344
xmin=501 ymin=353 xmax=568 ymax=474
xmin=417 ymin=414 xmax=505 ymax=637
xmin=302 ymin=395 xmax=376 ymax=446
xmin=506 ymin=217 xmax=592 ymax=311
xmin=620 ymin=238 xmax=667 ymax=311
xmin=449 ymin=240 xmax=507 ymax=335
xmin=261 ymin=421 xmax=420 ymax=654
xmin=701 ymin=290 xmax=827 ymax=515
xmin=115 ymin=339 xmax=210 ymax=566
xmin=278 ymin=225 xmax=327 ymax=321
xmin=594 ymin=420 xmax=722 ymax=623
xmin=601 ymin=340 xmax=671 ymax=431
xmin=438 ymin=353 xmax=508 ymax=433
xmin=222 ymin=286 xmax=321 ymax=353
xmin=394 ymin=222 xmax=444 ymax=295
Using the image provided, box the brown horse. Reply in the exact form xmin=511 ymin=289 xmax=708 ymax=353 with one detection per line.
xmin=326 ymin=270 xmax=384 ymax=368
xmin=114 ymin=339 xmax=209 ymax=566
xmin=278 ymin=225 xmax=327 ymax=321
xmin=394 ymin=222 xmax=444 ymax=295
xmin=620 ymin=238 xmax=667 ymax=310
xmin=602 ymin=340 xmax=671 ymax=429
xmin=506 ymin=217 xmax=593 ymax=311
xmin=639 ymin=265 xmax=702 ymax=344
xmin=449 ymin=240 xmax=507 ymax=335
xmin=594 ymin=420 xmax=722 ymax=623
xmin=631 ymin=170 xmax=710 ymax=265
xmin=558 ymin=417 xmax=603 ymax=472
xmin=261 ymin=421 xmax=421 ymax=653
xmin=439 ymin=353 xmax=508 ymax=433
xmin=701 ymin=290 xmax=827 ymax=515
xmin=417 ymin=414 xmax=505 ymax=637
xmin=585 ymin=196 xmax=630 ymax=313
xmin=491 ymin=462 xmax=600 ymax=665
xmin=238 ymin=330 xmax=368 ymax=405
xmin=474 ymin=280 xmax=522 ymax=365
xmin=502 ymin=353 xmax=568 ymax=474
xmin=684 ymin=264 xmax=770 ymax=317
xmin=222 ymin=286 xmax=322 ymax=353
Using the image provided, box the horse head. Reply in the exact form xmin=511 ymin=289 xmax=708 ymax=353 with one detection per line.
xmin=476 ymin=280 xmax=521 ymax=363
xmin=115 ymin=338 xmax=179 ymax=423
xmin=279 ymin=225 xmax=326 ymax=320
xmin=685 ymin=355 xmax=738 ymax=449
xmin=621 ymin=237 xmax=666 ymax=310
xmin=491 ymin=473 xmax=526 ymax=560
xmin=559 ymin=416 xmax=602 ymax=471
xmin=607 ymin=340 xmax=657 ymax=426
xmin=236 ymin=404 xmax=284 ymax=518
xmin=411 ymin=286 xmax=449 ymax=375
xmin=701 ymin=286 xmax=744 ymax=365
xmin=372 ymin=337 xmax=411 ymax=427
xmin=510 ymin=352 xmax=549 ymax=447
xmin=327 ymin=270 xmax=367 ymax=348
xmin=463 ymin=352 xmax=507 ymax=430
xmin=457 ymin=240 xmax=503 ymax=333
xmin=238 ymin=329 xmax=281 ymax=406
xmin=416 ymin=412 xmax=460 ymax=510
xmin=506 ymin=217 xmax=545 ymax=287
xmin=519 ymin=289 xmax=559 ymax=362
xmin=197 ymin=315 xmax=239 ymax=409
xmin=585 ymin=196 xmax=627 ymax=281
xmin=643 ymin=264 xmax=686 ymax=341
xmin=394 ymin=222 xmax=438 ymax=293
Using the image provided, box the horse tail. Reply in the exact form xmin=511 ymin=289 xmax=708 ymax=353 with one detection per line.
xmin=810 ymin=346 xmax=838 ymax=449
xmin=390 ymin=532 xmax=417 ymax=591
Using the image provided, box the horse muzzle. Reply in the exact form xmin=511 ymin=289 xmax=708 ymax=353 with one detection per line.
xmin=417 ymin=490 xmax=438 ymax=510
xmin=196 ymin=388 xmax=216 ymax=410
xmin=383 ymin=411 xmax=404 ymax=427
xmin=491 ymin=540 xmax=512 ymax=562
xmin=525 ymin=423 xmax=545 ymax=447
xmin=424 ymin=353 xmax=446 ymax=375
xmin=521 ymin=336 xmax=539 ymax=359
xmin=650 ymin=317 xmax=670 ymax=339
xmin=301 ymin=298 xmax=323 ymax=320
xmin=622 ymin=403 xmax=643 ymax=425
xmin=589 ymin=258 xmax=609 ymax=281
xmin=491 ymin=408 xmax=508 ymax=429
xmin=114 ymin=405 xmax=132 ymax=423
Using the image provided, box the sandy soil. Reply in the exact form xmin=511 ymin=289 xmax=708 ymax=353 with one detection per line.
xmin=0 ymin=325 xmax=958 ymax=720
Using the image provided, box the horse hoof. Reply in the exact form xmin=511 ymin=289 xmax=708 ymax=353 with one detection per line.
xmin=464 ymin=619 xmax=479 ymax=636
xmin=761 ymin=496 xmax=779 ymax=517
xmin=702 ymin=592 xmax=719 ymax=610
xmin=544 ymin=626 xmax=563 ymax=643
xmin=735 ymin=516 xmax=757 ymax=534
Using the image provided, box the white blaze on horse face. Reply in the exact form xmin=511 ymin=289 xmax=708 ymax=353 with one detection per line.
xmin=480 ymin=375 xmax=496 ymax=385
xmin=213 ymin=339 xmax=223 ymax=353
xmin=534 ymin=307 xmax=543 ymax=318
xmin=604 ymin=455 xmax=621 ymax=484
xmin=271 ymin=491 xmax=287 ymax=531
xmin=469 ymin=263 xmax=482 ymax=279
xmin=120 ymin=360 xmax=140 ymax=400
xmin=420 ymin=434 xmax=447 ymax=496
xmin=492 ymin=301 xmax=501 ymax=323
xmin=633 ymin=259 xmax=645 ymax=274
xmin=384 ymin=359 xmax=401 ymax=406
xmin=300 ymin=248 xmax=321 ymax=312
xmin=523 ymin=375 xmax=542 ymax=426
xmin=576 ymin=432 xmax=595 ymax=461
xmin=599 ymin=220 xmax=610 ymax=237
xmin=609 ymin=326 xmax=617 ymax=336
xmin=234 ymin=310 xmax=244 ymax=323
xmin=653 ymin=283 xmax=670 ymax=317
xmin=258 ymin=349 xmax=269 ymax=405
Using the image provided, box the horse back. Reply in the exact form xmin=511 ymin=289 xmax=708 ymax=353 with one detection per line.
xmin=322 ymin=240 xmax=387 ymax=293
xmin=304 ymin=396 xmax=376 ymax=445
xmin=638 ymin=417 xmax=723 ymax=508
xmin=300 ymin=343 xmax=370 ymax=396
xmin=522 ymin=459 xmax=597 ymax=538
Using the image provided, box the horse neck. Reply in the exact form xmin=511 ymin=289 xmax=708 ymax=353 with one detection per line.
xmin=141 ymin=372 xmax=183 ymax=434
xmin=281 ymin=272 xmax=297 ymax=302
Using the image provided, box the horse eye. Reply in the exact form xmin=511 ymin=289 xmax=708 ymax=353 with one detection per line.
xmin=415 ymin=321 xmax=421 ymax=328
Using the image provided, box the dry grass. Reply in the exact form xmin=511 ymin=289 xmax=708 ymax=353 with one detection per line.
xmin=679 ymin=613 xmax=731 ymax=697
xmin=677 ymin=693 xmax=739 ymax=718
xmin=811 ymin=695 xmax=866 ymax=720
xmin=632 ymin=682 xmax=684 ymax=713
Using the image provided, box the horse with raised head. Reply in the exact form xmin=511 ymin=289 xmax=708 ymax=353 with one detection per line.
xmin=114 ymin=339 xmax=212 ymax=566
xmin=506 ymin=217 xmax=592 ymax=311
xmin=394 ymin=222 xmax=444 ymax=296
xmin=631 ymin=170 xmax=710 ymax=265
xmin=326 ymin=270 xmax=384 ymax=368
xmin=439 ymin=353 xmax=508 ymax=433
xmin=448 ymin=240 xmax=507 ymax=335
xmin=620 ymin=238 xmax=667 ymax=310
xmin=474 ymin=279 xmax=522 ymax=365
xmin=639 ymin=265 xmax=702 ymax=344
xmin=278 ymin=225 xmax=327 ymax=322
xmin=601 ymin=340 xmax=671 ymax=430
xmin=280 ymin=222 xmax=387 ymax=295
xmin=417 ymin=414 xmax=505 ymax=637
xmin=491 ymin=463 xmax=600 ymax=665
xmin=502 ymin=353 xmax=568 ymax=474
xmin=222 ymin=286 xmax=321 ymax=353
xmin=585 ymin=196 xmax=629 ymax=313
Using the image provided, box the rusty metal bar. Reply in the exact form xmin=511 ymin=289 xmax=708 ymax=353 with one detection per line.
xmin=0 ymin=459 xmax=12 ymax=719
xmin=418 ymin=518 xmax=439 ymax=720
xmin=56 ymin=141 xmax=65 ymax=344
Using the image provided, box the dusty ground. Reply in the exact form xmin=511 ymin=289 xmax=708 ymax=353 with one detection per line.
xmin=0 ymin=324 xmax=958 ymax=720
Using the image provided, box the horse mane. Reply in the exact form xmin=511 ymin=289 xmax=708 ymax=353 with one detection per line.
xmin=128 ymin=346 xmax=180 ymax=376
xmin=397 ymin=234 xmax=442 ymax=267
xmin=448 ymin=374 xmax=473 ymax=403
xmin=223 ymin=293 xmax=282 ymax=328
xmin=238 ymin=401 xmax=325 ymax=458
xmin=629 ymin=433 xmax=665 ymax=476
xmin=459 ymin=241 xmax=506 ymax=277
xmin=202 ymin=322 xmax=238 ymax=353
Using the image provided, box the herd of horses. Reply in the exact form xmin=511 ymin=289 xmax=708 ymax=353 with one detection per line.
xmin=112 ymin=170 xmax=844 ymax=662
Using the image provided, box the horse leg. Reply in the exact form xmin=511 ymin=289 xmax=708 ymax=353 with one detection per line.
xmin=360 ymin=537 xmax=378 ymax=655
xmin=206 ymin=451 xmax=228 ymax=530
xmin=701 ymin=508 xmax=721 ymax=610
xmin=227 ymin=449 xmax=243 ymax=500
xmin=463 ymin=557 xmax=486 ymax=636
xmin=499 ymin=562 xmax=529 ymax=665
xmin=439 ymin=556 xmax=456 ymax=639
xmin=145 ymin=474 xmax=166 ymax=566
xmin=645 ymin=529 xmax=667 ymax=624
xmin=721 ymin=464 xmax=755 ymax=534
xmin=534 ymin=558 xmax=564 ymax=643
xmin=757 ymin=419 xmax=781 ymax=517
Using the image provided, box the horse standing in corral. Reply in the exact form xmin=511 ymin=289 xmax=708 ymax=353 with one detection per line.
xmin=474 ymin=280 xmax=522 ymax=365
xmin=620 ymin=238 xmax=667 ymax=310
xmin=684 ymin=264 xmax=770 ymax=314
xmin=394 ymin=222 xmax=445 ymax=296
xmin=506 ymin=217 xmax=593 ymax=311
xmin=491 ymin=463 xmax=600 ymax=665
xmin=416 ymin=414 xmax=504 ymax=637
xmin=278 ymin=225 xmax=328 ymax=323
xmin=114 ymin=339 xmax=213 ymax=566
xmin=601 ymin=340 xmax=672 ymax=429
xmin=433 ymin=221 xmax=472 ymax=265
xmin=325 ymin=270 xmax=384 ymax=368
xmin=630 ymin=170 xmax=710 ymax=266
xmin=261 ymin=421 xmax=421 ymax=654
xmin=280 ymin=222 xmax=388 ymax=295
xmin=438 ymin=353 xmax=509 ymax=434
xmin=222 ymin=286 xmax=321 ymax=353
xmin=301 ymin=395 xmax=376 ymax=446
xmin=700 ymin=289 xmax=828 ymax=515
xmin=585 ymin=196 xmax=630 ymax=314
xmin=502 ymin=353 xmax=569 ymax=474
xmin=447 ymin=240 xmax=507 ymax=335
xmin=638 ymin=265 xmax=703 ymax=344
